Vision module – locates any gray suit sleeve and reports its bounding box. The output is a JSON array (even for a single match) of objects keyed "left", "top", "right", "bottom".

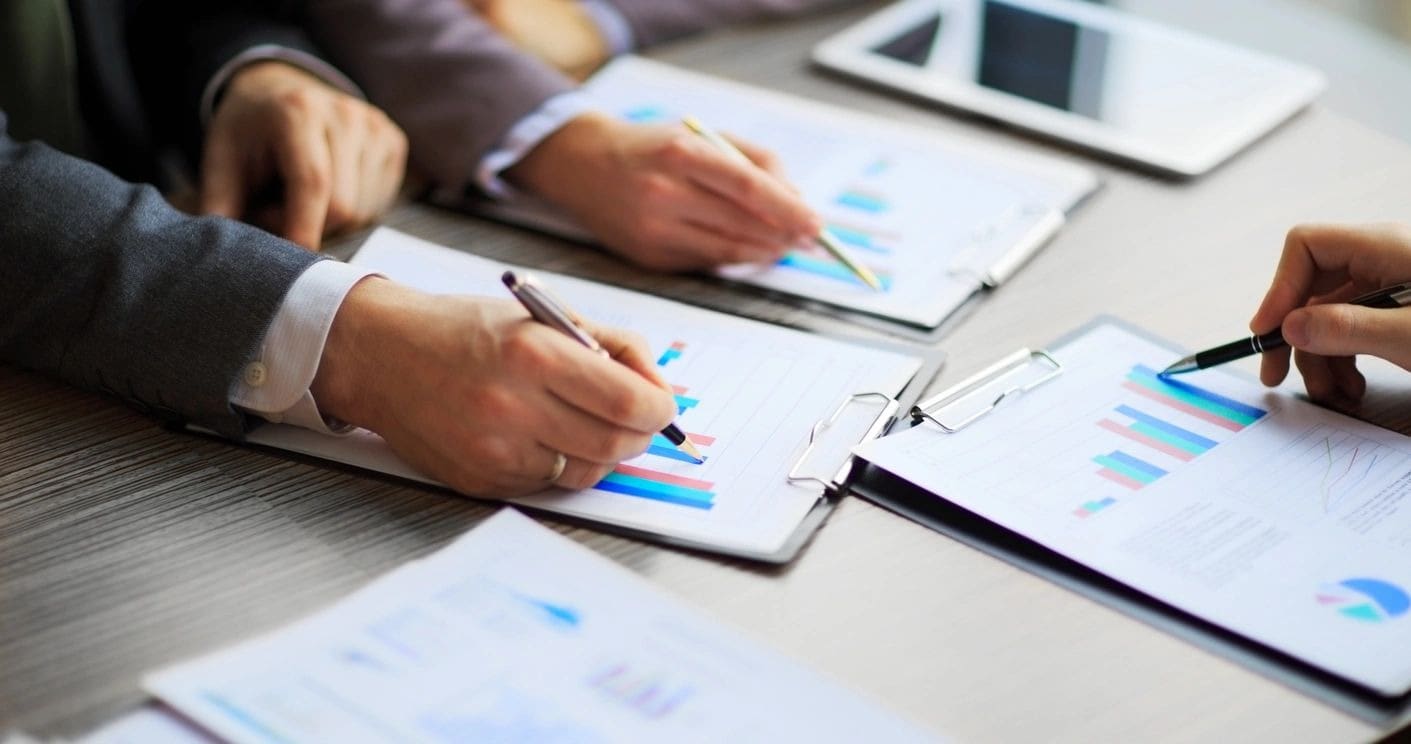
[
  {"left": 604, "top": 0, "right": 857, "bottom": 48},
  {"left": 302, "top": 0, "right": 576, "bottom": 193},
  {"left": 0, "top": 113, "right": 322, "bottom": 438}
]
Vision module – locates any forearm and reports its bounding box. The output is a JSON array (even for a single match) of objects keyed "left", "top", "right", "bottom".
[
  {"left": 302, "top": 0, "right": 575, "bottom": 192},
  {"left": 0, "top": 124, "right": 319, "bottom": 437},
  {"left": 602, "top": 0, "right": 855, "bottom": 48}
]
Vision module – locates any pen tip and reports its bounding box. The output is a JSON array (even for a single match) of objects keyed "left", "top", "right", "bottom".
[
  {"left": 1159, "top": 357, "right": 1199, "bottom": 377},
  {"left": 679, "top": 438, "right": 706, "bottom": 464}
]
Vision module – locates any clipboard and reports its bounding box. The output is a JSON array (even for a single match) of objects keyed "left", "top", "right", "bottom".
[
  {"left": 848, "top": 317, "right": 1411, "bottom": 726},
  {"left": 219, "top": 340, "right": 943, "bottom": 566},
  {"left": 202, "top": 227, "right": 948, "bottom": 566},
  {"left": 440, "top": 55, "right": 1100, "bottom": 341}
]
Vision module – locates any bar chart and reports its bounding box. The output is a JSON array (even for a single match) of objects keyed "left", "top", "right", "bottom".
[
  {"left": 589, "top": 342, "right": 718, "bottom": 510},
  {"left": 1079, "top": 364, "right": 1268, "bottom": 517},
  {"left": 586, "top": 662, "right": 695, "bottom": 721}
]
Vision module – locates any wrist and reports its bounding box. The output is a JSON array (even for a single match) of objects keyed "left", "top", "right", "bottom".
[
  {"left": 505, "top": 111, "right": 618, "bottom": 201},
  {"left": 226, "top": 60, "right": 324, "bottom": 100},
  {"left": 310, "top": 276, "right": 421, "bottom": 431}
]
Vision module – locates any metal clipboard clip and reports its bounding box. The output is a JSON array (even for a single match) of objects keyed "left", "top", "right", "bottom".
[
  {"left": 787, "top": 392, "right": 899, "bottom": 495},
  {"left": 911, "top": 349, "right": 1063, "bottom": 433},
  {"left": 948, "top": 205, "right": 1065, "bottom": 287}
]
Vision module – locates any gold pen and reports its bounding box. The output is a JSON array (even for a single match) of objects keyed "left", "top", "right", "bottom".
[{"left": 680, "top": 115, "right": 885, "bottom": 292}]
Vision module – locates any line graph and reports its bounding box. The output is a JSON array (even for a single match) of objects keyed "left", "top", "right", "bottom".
[{"left": 1230, "top": 424, "right": 1411, "bottom": 517}]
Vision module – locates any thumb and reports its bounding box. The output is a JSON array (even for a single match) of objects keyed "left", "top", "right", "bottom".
[{"left": 1283, "top": 304, "right": 1411, "bottom": 368}]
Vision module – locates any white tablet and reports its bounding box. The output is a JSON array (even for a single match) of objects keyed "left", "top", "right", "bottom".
[{"left": 813, "top": 0, "right": 1326, "bottom": 177}]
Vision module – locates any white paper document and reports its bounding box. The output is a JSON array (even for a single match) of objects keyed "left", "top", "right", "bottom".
[
  {"left": 145, "top": 509, "right": 939, "bottom": 743},
  {"left": 249, "top": 228, "right": 922, "bottom": 558},
  {"left": 481, "top": 56, "right": 1098, "bottom": 328},
  {"left": 855, "top": 321, "right": 1411, "bottom": 695}
]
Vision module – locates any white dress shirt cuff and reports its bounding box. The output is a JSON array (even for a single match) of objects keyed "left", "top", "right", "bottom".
[
  {"left": 580, "top": 0, "right": 637, "bottom": 54},
  {"left": 199, "top": 44, "right": 365, "bottom": 127},
  {"left": 231, "top": 260, "right": 380, "bottom": 434},
  {"left": 476, "top": 91, "right": 601, "bottom": 198}
]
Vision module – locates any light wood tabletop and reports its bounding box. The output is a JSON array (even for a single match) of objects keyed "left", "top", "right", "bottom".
[{"left": 6, "top": 4, "right": 1411, "bottom": 742}]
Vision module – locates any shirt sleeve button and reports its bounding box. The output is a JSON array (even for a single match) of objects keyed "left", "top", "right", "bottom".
[{"left": 244, "top": 361, "right": 269, "bottom": 387}]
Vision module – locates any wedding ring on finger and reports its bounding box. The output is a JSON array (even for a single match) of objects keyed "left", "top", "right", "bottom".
[{"left": 545, "top": 452, "right": 568, "bottom": 482}]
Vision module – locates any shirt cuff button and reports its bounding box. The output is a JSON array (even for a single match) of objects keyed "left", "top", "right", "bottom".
[{"left": 244, "top": 361, "right": 269, "bottom": 387}]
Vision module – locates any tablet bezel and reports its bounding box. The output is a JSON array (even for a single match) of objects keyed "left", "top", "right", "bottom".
[{"left": 812, "top": 0, "right": 1327, "bottom": 177}]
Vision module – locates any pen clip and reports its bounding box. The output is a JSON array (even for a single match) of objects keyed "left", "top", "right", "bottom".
[{"left": 502, "top": 271, "right": 604, "bottom": 354}]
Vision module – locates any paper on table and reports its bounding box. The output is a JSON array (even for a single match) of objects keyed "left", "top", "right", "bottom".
[
  {"left": 145, "top": 509, "right": 941, "bottom": 743},
  {"left": 855, "top": 321, "right": 1411, "bottom": 695},
  {"left": 477, "top": 56, "right": 1097, "bottom": 328},
  {"left": 250, "top": 228, "right": 921, "bottom": 557}
]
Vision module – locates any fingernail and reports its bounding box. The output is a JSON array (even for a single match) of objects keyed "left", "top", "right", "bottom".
[{"left": 1283, "top": 312, "right": 1310, "bottom": 347}]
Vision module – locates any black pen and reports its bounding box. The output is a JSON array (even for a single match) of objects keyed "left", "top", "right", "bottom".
[
  {"left": 501, "top": 271, "right": 706, "bottom": 464},
  {"left": 1160, "top": 282, "right": 1411, "bottom": 376}
]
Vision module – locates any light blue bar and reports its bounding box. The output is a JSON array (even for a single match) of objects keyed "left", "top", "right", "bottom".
[
  {"left": 1131, "top": 365, "right": 1268, "bottom": 421},
  {"left": 826, "top": 224, "right": 890, "bottom": 254},
  {"left": 647, "top": 444, "right": 701, "bottom": 463},
  {"left": 1093, "top": 453, "right": 1161, "bottom": 484},
  {"left": 1116, "top": 404, "right": 1217, "bottom": 450},
  {"left": 836, "top": 191, "right": 887, "bottom": 213},
  {"left": 598, "top": 471, "right": 714, "bottom": 507},
  {"left": 595, "top": 479, "right": 714, "bottom": 510},
  {"left": 777, "top": 252, "right": 893, "bottom": 290}
]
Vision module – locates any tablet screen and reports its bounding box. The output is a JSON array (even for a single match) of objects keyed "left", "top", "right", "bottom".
[{"left": 870, "top": 1, "right": 1283, "bottom": 136}]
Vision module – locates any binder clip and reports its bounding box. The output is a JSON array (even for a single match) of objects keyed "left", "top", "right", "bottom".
[
  {"left": 788, "top": 392, "right": 900, "bottom": 494},
  {"left": 911, "top": 348, "right": 1062, "bottom": 433},
  {"left": 949, "top": 204, "right": 1065, "bottom": 287}
]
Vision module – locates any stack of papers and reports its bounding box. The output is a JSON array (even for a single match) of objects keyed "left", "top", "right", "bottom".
[{"left": 138, "top": 510, "right": 938, "bottom": 743}]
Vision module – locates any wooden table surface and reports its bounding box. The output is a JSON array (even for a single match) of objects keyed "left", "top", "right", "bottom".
[{"left": 7, "top": 4, "right": 1411, "bottom": 742}]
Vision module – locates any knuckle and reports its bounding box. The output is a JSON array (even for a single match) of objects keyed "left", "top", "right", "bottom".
[
  {"left": 473, "top": 385, "right": 520, "bottom": 421},
  {"left": 276, "top": 88, "right": 317, "bottom": 115},
  {"left": 598, "top": 430, "right": 643, "bottom": 462},
  {"left": 657, "top": 135, "right": 696, "bottom": 167},
  {"left": 571, "top": 464, "right": 612, "bottom": 490},
  {"left": 502, "top": 328, "right": 551, "bottom": 369},
  {"left": 292, "top": 162, "right": 330, "bottom": 193},
  {"left": 476, "top": 438, "right": 518, "bottom": 474},
  {"left": 1316, "top": 305, "right": 1358, "bottom": 342},
  {"left": 639, "top": 174, "right": 675, "bottom": 205},
  {"left": 604, "top": 391, "right": 644, "bottom": 424}
]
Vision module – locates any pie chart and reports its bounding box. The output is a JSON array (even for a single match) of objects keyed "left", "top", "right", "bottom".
[{"left": 1316, "top": 578, "right": 1411, "bottom": 623}]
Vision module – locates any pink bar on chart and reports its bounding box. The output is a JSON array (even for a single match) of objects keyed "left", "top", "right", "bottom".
[
  {"left": 1096, "top": 419, "right": 1195, "bottom": 462},
  {"left": 1097, "top": 468, "right": 1145, "bottom": 490},
  {"left": 1121, "top": 381, "right": 1244, "bottom": 432},
  {"left": 613, "top": 464, "right": 715, "bottom": 491}
]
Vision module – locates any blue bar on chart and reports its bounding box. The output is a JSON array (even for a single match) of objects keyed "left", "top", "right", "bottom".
[
  {"left": 777, "top": 251, "right": 893, "bottom": 290},
  {"left": 623, "top": 105, "right": 670, "bottom": 123},
  {"left": 594, "top": 464, "right": 715, "bottom": 510},
  {"left": 1124, "top": 365, "right": 1267, "bottom": 432},
  {"left": 656, "top": 341, "right": 685, "bottom": 367},
  {"left": 1073, "top": 497, "right": 1117, "bottom": 518},
  {"left": 835, "top": 188, "right": 888, "bottom": 214},
  {"left": 1093, "top": 450, "right": 1168, "bottom": 490},
  {"left": 672, "top": 385, "right": 700, "bottom": 416},
  {"left": 825, "top": 223, "right": 894, "bottom": 254},
  {"left": 648, "top": 432, "right": 714, "bottom": 463}
]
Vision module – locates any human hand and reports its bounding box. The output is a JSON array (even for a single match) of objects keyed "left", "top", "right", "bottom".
[
  {"left": 507, "top": 113, "right": 819, "bottom": 272},
  {"left": 310, "top": 279, "right": 678, "bottom": 496},
  {"left": 466, "top": 0, "right": 610, "bottom": 80},
  {"left": 201, "top": 61, "right": 408, "bottom": 250},
  {"left": 1249, "top": 223, "right": 1411, "bottom": 407}
]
